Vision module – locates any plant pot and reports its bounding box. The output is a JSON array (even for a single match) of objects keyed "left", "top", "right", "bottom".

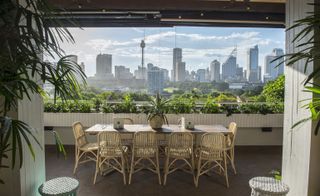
[{"left": 149, "top": 115, "right": 164, "bottom": 129}]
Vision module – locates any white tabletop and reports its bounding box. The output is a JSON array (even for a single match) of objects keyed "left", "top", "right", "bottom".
[{"left": 85, "top": 124, "right": 229, "bottom": 134}]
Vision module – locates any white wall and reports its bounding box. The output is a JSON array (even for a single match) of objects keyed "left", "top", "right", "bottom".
[
  {"left": 0, "top": 95, "right": 45, "bottom": 196},
  {"left": 44, "top": 113, "right": 284, "bottom": 146},
  {"left": 282, "top": 1, "right": 320, "bottom": 196}
]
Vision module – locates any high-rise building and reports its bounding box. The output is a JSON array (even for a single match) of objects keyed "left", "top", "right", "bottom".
[
  {"left": 258, "top": 66, "right": 262, "bottom": 82},
  {"left": 172, "top": 48, "right": 182, "bottom": 81},
  {"left": 222, "top": 51, "right": 237, "bottom": 81},
  {"left": 196, "top": 69, "right": 206, "bottom": 82},
  {"left": 264, "top": 48, "right": 284, "bottom": 82},
  {"left": 115, "top": 65, "right": 133, "bottom": 80},
  {"left": 96, "top": 54, "right": 112, "bottom": 77},
  {"left": 236, "top": 66, "right": 243, "bottom": 81},
  {"left": 210, "top": 60, "right": 220, "bottom": 82},
  {"left": 266, "top": 49, "right": 284, "bottom": 80},
  {"left": 247, "top": 45, "right": 259, "bottom": 82},
  {"left": 147, "top": 66, "right": 164, "bottom": 94},
  {"left": 161, "top": 68, "right": 170, "bottom": 81},
  {"left": 176, "top": 61, "right": 186, "bottom": 82},
  {"left": 134, "top": 66, "right": 147, "bottom": 80}
]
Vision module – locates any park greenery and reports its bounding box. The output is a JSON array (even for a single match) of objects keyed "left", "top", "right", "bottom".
[{"left": 44, "top": 75, "right": 285, "bottom": 115}]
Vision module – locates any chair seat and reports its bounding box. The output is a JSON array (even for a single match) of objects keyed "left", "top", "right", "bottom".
[
  {"left": 166, "top": 147, "right": 192, "bottom": 158},
  {"left": 80, "top": 142, "right": 98, "bottom": 151},
  {"left": 197, "top": 149, "right": 223, "bottom": 161},
  {"left": 100, "top": 146, "right": 127, "bottom": 157},
  {"left": 135, "top": 147, "right": 157, "bottom": 157}
]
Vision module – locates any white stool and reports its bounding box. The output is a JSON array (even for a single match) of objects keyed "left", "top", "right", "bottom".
[{"left": 249, "top": 177, "right": 289, "bottom": 196}]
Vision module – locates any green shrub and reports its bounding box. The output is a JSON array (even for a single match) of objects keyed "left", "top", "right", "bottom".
[
  {"left": 112, "top": 95, "right": 138, "bottom": 113},
  {"left": 214, "top": 93, "right": 237, "bottom": 103},
  {"left": 44, "top": 101, "right": 92, "bottom": 113},
  {"left": 168, "top": 97, "right": 196, "bottom": 114},
  {"left": 220, "top": 104, "right": 241, "bottom": 116},
  {"left": 201, "top": 98, "right": 220, "bottom": 113},
  {"left": 102, "top": 103, "right": 113, "bottom": 113}
]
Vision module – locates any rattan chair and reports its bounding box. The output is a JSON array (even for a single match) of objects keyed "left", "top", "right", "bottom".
[
  {"left": 128, "top": 131, "right": 161, "bottom": 185},
  {"left": 93, "top": 131, "right": 128, "bottom": 184},
  {"left": 195, "top": 132, "right": 229, "bottom": 188},
  {"left": 163, "top": 132, "right": 195, "bottom": 186},
  {"left": 72, "top": 121, "right": 98, "bottom": 174},
  {"left": 226, "top": 122, "right": 237, "bottom": 174}
]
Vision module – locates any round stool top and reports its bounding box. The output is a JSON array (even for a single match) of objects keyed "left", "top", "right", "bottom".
[
  {"left": 39, "top": 177, "right": 79, "bottom": 195},
  {"left": 249, "top": 177, "right": 289, "bottom": 195}
]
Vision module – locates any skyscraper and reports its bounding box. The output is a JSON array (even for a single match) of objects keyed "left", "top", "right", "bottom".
[
  {"left": 196, "top": 69, "right": 206, "bottom": 82},
  {"left": 222, "top": 49, "right": 237, "bottom": 81},
  {"left": 210, "top": 60, "right": 220, "bottom": 82},
  {"left": 147, "top": 66, "right": 164, "bottom": 94},
  {"left": 115, "top": 65, "right": 133, "bottom": 80},
  {"left": 172, "top": 48, "right": 182, "bottom": 81},
  {"left": 176, "top": 61, "right": 186, "bottom": 82},
  {"left": 247, "top": 45, "right": 259, "bottom": 82},
  {"left": 264, "top": 48, "right": 284, "bottom": 82},
  {"left": 96, "top": 54, "right": 112, "bottom": 77}
]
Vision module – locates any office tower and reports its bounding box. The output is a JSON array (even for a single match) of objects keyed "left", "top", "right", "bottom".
[
  {"left": 264, "top": 48, "right": 284, "bottom": 82},
  {"left": 273, "top": 48, "right": 284, "bottom": 75},
  {"left": 247, "top": 45, "right": 259, "bottom": 82},
  {"left": 147, "top": 66, "right": 164, "bottom": 94},
  {"left": 222, "top": 48, "right": 237, "bottom": 81},
  {"left": 96, "top": 53, "right": 112, "bottom": 77},
  {"left": 258, "top": 66, "right": 262, "bottom": 82},
  {"left": 115, "top": 65, "right": 133, "bottom": 80},
  {"left": 210, "top": 60, "right": 220, "bottom": 82},
  {"left": 205, "top": 68, "right": 210, "bottom": 82},
  {"left": 161, "top": 68, "right": 170, "bottom": 81},
  {"left": 172, "top": 48, "right": 182, "bottom": 82},
  {"left": 196, "top": 69, "right": 206, "bottom": 82},
  {"left": 176, "top": 61, "right": 186, "bottom": 82},
  {"left": 134, "top": 66, "right": 147, "bottom": 80},
  {"left": 80, "top": 62, "right": 85, "bottom": 73},
  {"left": 147, "top": 63, "right": 154, "bottom": 70},
  {"left": 236, "top": 66, "right": 243, "bottom": 81}
]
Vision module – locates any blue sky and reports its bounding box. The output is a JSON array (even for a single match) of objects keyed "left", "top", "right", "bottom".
[{"left": 54, "top": 27, "right": 285, "bottom": 77}]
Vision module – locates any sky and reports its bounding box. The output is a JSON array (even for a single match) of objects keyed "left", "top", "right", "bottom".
[{"left": 51, "top": 27, "right": 285, "bottom": 77}]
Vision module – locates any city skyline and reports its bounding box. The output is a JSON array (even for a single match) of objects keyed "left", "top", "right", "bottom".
[{"left": 51, "top": 27, "right": 285, "bottom": 77}]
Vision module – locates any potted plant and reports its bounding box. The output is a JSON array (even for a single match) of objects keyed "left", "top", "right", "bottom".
[{"left": 146, "top": 93, "right": 170, "bottom": 129}]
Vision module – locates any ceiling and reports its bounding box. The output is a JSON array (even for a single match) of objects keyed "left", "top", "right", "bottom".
[{"left": 47, "top": 0, "right": 286, "bottom": 28}]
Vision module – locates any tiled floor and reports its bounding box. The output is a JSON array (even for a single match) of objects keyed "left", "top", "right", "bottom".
[{"left": 45, "top": 146, "right": 282, "bottom": 196}]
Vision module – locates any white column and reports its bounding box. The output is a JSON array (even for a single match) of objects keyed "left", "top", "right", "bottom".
[{"left": 282, "top": 1, "right": 320, "bottom": 196}]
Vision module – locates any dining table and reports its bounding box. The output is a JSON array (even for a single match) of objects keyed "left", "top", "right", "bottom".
[{"left": 85, "top": 124, "right": 231, "bottom": 146}]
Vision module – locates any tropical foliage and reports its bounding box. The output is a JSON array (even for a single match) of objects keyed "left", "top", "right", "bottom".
[
  {"left": 0, "top": 0, "right": 85, "bottom": 183},
  {"left": 145, "top": 94, "right": 170, "bottom": 125},
  {"left": 260, "top": 75, "right": 285, "bottom": 103}
]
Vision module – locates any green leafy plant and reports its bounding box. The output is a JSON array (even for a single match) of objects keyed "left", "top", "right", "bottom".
[
  {"left": 201, "top": 97, "right": 221, "bottom": 114},
  {"left": 168, "top": 97, "right": 196, "bottom": 114},
  {"left": 146, "top": 93, "right": 170, "bottom": 125},
  {"left": 0, "top": 0, "right": 84, "bottom": 183},
  {"left": 112, "top": 95, "right": 138, "bottom": 113},
  {"left": 261, "top": 75, "right": 285, "bottom": 103},
  {"left": 102, "top": 103, "right": 114, "bottom": 113}
]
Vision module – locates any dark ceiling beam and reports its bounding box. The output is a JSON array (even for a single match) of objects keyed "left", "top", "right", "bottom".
[
  {"left": 47, "top": 0, "right": 285, "bottom": 14},
  {"left": 46, "top": 0, "right": 285, "bottom": 28}
]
